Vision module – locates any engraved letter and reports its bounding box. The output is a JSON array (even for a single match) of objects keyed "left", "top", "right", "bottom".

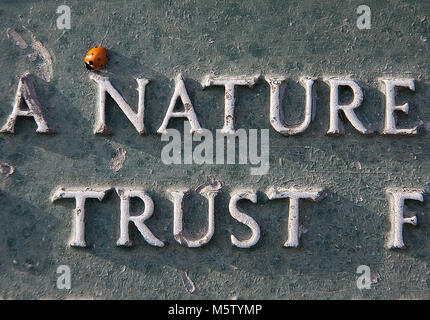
[
  {"left": 267, "top": 187, "right": 325, "bottom": 247},
  {"left": 386, "top": 189, "right": 423, "bottom": 249},
  {"left": 115, "top": 188, "right": 164, "bottom": 247},
  {"left": 157, "top": 74, "right": 203, "bottom": 135},
  {"left": 169, "top": 182, "right": 222, "bottom": 247},
  {"left": 203, "top": 76, "right": 259, "bottom": 134},
  {"left": 52, "top": 187, "right": 109, "bottom": 247},
  {"left": 382, "top": 79, "right": 418, "bottom": 135},
  {"left": 1, "top": 73, "right": 52, "bottom": 134},
  {"left": 91, "top": 74, "right": 149, "bottom": 135},
  {"left": 229, "top": 191, "right": 260, "bottom": 248},
  {"left": 266, "top": 77, "right": 315, "bottom": 135},
  {"left": 326, "top": 79, "right": 369, "bottom": 134}
]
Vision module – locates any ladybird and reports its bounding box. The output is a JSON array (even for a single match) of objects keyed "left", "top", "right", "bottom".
[{"left": 84, "top": 46, "right": 109, "bottom": 71}]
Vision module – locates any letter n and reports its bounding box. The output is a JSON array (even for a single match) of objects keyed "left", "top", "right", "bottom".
[{"left": 91, "top": 75, "right": 149, "bottom": 135}]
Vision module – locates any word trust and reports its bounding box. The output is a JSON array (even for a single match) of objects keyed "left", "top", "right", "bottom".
[
  {"left": 52, "top": 186, "right": 423, "bottom": 250},
  {"left": 0, "top": 73, "right": 423, "bottom": 137}
]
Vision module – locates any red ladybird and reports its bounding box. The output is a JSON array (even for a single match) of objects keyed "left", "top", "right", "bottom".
[{"left": 84, "top": 46, "right": 109, "bottom": 71}]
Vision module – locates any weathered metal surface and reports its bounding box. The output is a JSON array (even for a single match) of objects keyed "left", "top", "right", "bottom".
[{"left": 0, "top": 0, "right": 429, "bottom": 299}]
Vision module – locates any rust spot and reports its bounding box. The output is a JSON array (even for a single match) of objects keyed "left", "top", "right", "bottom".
[
  {"left": 0, "top": 163, "right": 14, "bottom": 176},
  {"left": 109, "top": 147, "right": 127, "bottom": 172},
  {"left": 370, "top": 271, "right": 380, "bottom": 285}
]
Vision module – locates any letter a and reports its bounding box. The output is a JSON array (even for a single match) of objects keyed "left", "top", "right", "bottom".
[{"left": 1, "top": 73, "right": 52, "bottom": 134}]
